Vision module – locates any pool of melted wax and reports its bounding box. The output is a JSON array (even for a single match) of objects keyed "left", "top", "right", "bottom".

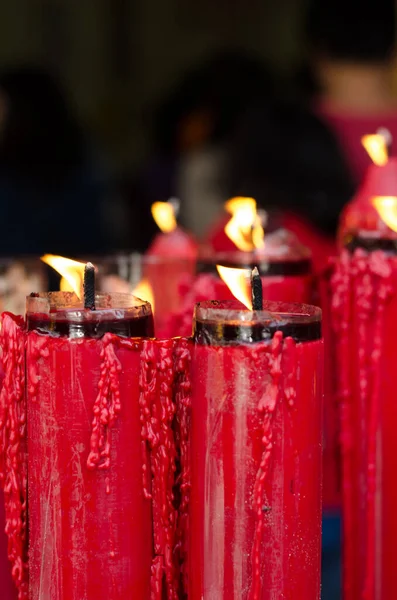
[
  {"left": 26, "top": 327, "right": 192, "bottom": 600},
  {"left": 189, "top": 332, "right": 323, "bottom": 599},
  {"left": 0, "top": 313, "right": 28, "bottom": 600},
  {"left": 331, "top": 248, "right": 397, "bottom": 600},
  {"left": 159, "top": 271, "right": 313, "bottom": 339}
]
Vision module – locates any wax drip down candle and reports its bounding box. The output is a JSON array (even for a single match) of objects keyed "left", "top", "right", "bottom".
[
  {"left": 188, "top": 269, "right": 323, "bottom": 599},
  {"left": 0, "top": 313, "right": 27, "bottom": 599},
  {"left": 332, "top": 131, "right": 397, "bottom": 600}
]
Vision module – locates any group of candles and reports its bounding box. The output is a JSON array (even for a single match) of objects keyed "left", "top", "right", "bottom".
[{"left": 0, "top": 130, "right": 395, "bottom": 599}]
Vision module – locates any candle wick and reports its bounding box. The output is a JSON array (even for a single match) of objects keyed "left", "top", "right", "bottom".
[
  {"left": 84, "top": 262, "right": 96, "bottom": 310},
  {"left": 251, "top": 266, "right": 263, "bottom": 311}
]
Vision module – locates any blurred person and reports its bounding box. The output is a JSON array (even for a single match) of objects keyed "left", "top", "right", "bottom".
[
  {"left": 225, "top": 99, "right": 354, "bottom": 271},
  {"left": 0, "top": 65, "right": 114, "bottom": 256},
  {"left": 129, "top": 50, "right": 276, "bottom": 244},
  {"left": 305, "top": 0, "right": 397, "bottom": 184}
]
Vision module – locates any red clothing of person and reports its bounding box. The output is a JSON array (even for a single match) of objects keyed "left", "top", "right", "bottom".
[{"left": 317, "top": 104, "right": 397, "bottom": 185}]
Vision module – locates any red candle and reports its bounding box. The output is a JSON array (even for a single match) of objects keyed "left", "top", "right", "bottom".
[
  {"left": 332, "top": 134, "right": 397, "bottom": 599},
  {"left": 188, "top": 299, "right": 323, "bottom": 599},
  {"left": 147, "top": 199, "right": 198, "bottom": 259},
  {"left": 26, "top": 292, "right": 155, "bottom": 600},
  {"left": 144, "top": 201, "right": 198, "bottom": 335}
]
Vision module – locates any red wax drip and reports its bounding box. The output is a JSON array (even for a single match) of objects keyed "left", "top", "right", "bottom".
[
  {"left": 173, "top": 338, "right": 192, "bottom": 596},
  {"left": 0, "top": 314, "right": 28, "bottom": 599},
  {"left": 250, "top": 331, "right": 285, "bottom": 600},
  {"left": 87, "top": 334, "right": 122, "bottom": 470},
  {"left": 139, "top": 340, "right": 180, "bottom": 599}
]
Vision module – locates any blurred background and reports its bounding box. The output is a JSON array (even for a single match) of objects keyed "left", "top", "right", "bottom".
[
  {"left": 0, "top": 0, "right": 394, "bottom": 260},
  {"left": 0, "top": 2, "right": 396, "bottom": 599}
]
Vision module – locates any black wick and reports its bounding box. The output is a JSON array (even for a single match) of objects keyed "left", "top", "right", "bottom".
[
  {"left": 251, "top": 266, "right": 263, "bottom": 311},
  {"left": 84, "top": 262, "right": 96, "bottom": 310}
]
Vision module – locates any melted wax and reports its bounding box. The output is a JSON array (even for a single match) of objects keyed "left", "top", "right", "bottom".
[
  {"left": 139, "top": 338, "right": 193, "bottom": 599},
  {"left": 160, "top": 271, "right": 312, "bottom": 339}
]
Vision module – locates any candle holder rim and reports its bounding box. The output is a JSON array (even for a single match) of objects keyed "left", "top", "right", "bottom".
[
  {"left": 26, "top": 291, "right": 153, "bottom": 318},
  {"left": 194, "top": 299, "right": 321, "bottom": 326}
]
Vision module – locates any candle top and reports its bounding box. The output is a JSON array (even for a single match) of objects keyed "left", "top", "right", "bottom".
[
  {"left": 193, "top": 299, "right": 321, "bottom": 345},
  {"left": 199, "top": 229, "right": 311, "bottom": 275},
  {"left": 339, "top": 157, "right": 397, "bottom": 243},
  {"left": 26, "top": 292, "right": 154, "bottom": 338}
]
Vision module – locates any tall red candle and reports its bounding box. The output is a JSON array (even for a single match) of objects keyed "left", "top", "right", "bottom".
[
  {"left": 25, "top": 292, "right": 155, "bottom": 599},
  {"left": 188, "top": 300, "right": 323, "bottom": 599},
  {"left": 332, "top": 136, "right": 397, "bottom": 600}
]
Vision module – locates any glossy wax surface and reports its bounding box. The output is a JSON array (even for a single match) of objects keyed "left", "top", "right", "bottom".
[
  {"left": 332, "top": 247, "right": 397, "bottom": 600},
  {"left": 27, "top": 334, "right": 152, "bottom": 599},
  {"left": 189, "top": 302, "right": 323, "bottom": 599}
]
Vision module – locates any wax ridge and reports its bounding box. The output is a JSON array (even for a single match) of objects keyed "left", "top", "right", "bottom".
[
  {"left": 87, "top": 334, "right": 123, "bottom": 470},
  {"left": 139, "top": 338, "right": 192, "bottom": 599},
  {"left": 173, "top": 338, "right": 192, "bottom": 596},
  {"left": 249, "top": 332, "right": 297, "bottom": 599}
]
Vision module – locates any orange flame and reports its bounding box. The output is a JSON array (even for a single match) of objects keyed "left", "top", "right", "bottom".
[
  {"left": 132, "top": 278, "right": 155, "bottom": 312},
  {"left": 41, "top": 254, "right": 85, "bottom": 297},
  {"left": 224, "top": 197, "right": 265, "bottom": 252},
  {"left": 151, "top": 200, "right": 178, "bottom": 233},
  {"left": 372, "top": 196, "right": 397, "bottom": 232},
  {"left": 216, "top": 265, "right": 252, "bottom": 309},
  {"left": 362, "top": 134, "right": 389, "bottom": 166}
]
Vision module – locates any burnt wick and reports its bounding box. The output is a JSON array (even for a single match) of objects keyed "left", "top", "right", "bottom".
[
  {"left": 84, "top": 262, "right": 96, "bottom": 310},
  {"left": 251, "top": 267, "right": 263, "bottom": 311}
]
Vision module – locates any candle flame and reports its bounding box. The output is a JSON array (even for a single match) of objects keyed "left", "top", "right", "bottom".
[
  {"left": 362, "top": 134, "right": 389, "bottom": 166},
  {"left": 41, "top": 254, "right": 85, "bottom": 297},
  {"left": 151, "top": 200, "right": 178, "bottom": 233},
  {"left": 372, "top": 196, "right": 397, "bottom": 232},
  {"left": 216, "top": 265, "right": 252, "bottom": 309},
  {"left": 132, "top": 278, "right": 155, "bottom": 312},
  {"left": 224, "top": 197, "right": 265, "bottom": 252}
]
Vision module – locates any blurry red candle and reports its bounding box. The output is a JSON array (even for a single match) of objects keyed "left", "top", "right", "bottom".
[
  {"left": 144, "top": 200, "right": 197, "bottom": 335},
  {"left": 200, "top": 228, "right": 313, "bottom": 304},
  {"left": 189, "top": 299, "right": 323, "bottom": 599},
  {"left": 147, "top": 199, "right": 198, "bottom": 259},
  {"left": 332, "top": 132, "right": 397, "bottom": 600}
]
